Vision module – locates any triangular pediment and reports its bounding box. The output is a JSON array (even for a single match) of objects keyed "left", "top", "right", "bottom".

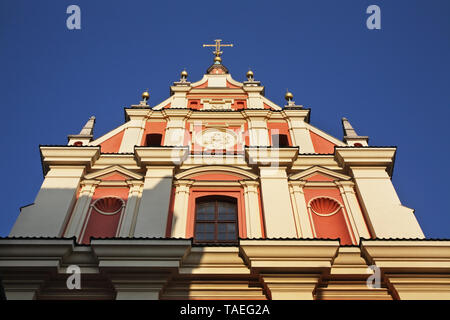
[
  {"left": 289, "top": 166, "right": 351, "bottom": 181},
  {"left": 84, "top": 165, "right": 143, "bottom": 181}
]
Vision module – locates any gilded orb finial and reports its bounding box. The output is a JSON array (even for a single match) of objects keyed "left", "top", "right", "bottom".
[
  {"left": 214, "top": 56, "right": 222, "bottom": 64},
  {"left": 246, "top": 69, "right": 254, "bottom": 80},
  {"left": 142, "top": 90, "right": 150, "bottom": 101},
  {"left": 285, "top": 90, "right": 294, "bottom": 102},
  {"left": 181, "top": 69, "right": 188, "bottom": 79}
]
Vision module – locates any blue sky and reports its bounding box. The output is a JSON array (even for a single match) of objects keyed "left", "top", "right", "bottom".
[{"left": 0, "top": 0, "right": 449, "bottom": 238}]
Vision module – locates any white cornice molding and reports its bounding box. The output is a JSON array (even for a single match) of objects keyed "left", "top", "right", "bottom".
[
  {"left": 134, "top": 147, "right": 189, "bottom": 166},
  {"left": 335, "top": 147, "right": 397, "bottom": 170},
  {"left": 40, "top": 146, "right": 101, "bottom": 168},
  {"left": 179, "top": 247, "right": 250, "bottom": 275},
  {"left": 361, "top": 240, "right": 450, "bottom": 271},
  {"left": 90, "top": 239, "right": 191, "bottom": 269},
  {"left": 0, "top": 239, "right": 74, "bottom": 269},
  {"left": 239, "top": 240, "right": 340, "bottom": 271},
  {"left": 245, "top": 147, "right": 299, "bottom": 167}
]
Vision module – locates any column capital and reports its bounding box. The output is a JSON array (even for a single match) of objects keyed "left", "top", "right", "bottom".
[{"left": 239, "top": 180, "right": 259, "bottom": 189}]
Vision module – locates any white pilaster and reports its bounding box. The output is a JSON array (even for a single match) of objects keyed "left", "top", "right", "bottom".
[
  {"left": 118, "top": 181, "right": 144, "bottom": 237},
  {"left": 259, "top": 167, "right": 297, "bottom": 238},
  {"left": 242, "top": 110, "right": 271, "bottom": 146},
  {"left": 118, "top": 109, "right": 149, "bottom": 153},
  {"left": 282, "top": 110, "right": 315, "bottom": 153},
  {"left": 162, "top": 109, "right": 191, "bottom": 146},
  {"left": 240, "top": 180, "right": 263, "bottom": 238},
  {"left": 170, "top": 180, "right": 194, "bottom": 238},
  {"left": 133, "top": 166, "right": 175, "bottom": 237},
  {"left": 336, "top": 181, "right": 371, "bottom": 241},
  {"left": 288, "top": 181, "right": 314, "bottom": 238},
  {"left": 64, "top": 179, "right": 99, "bottom": 239}
]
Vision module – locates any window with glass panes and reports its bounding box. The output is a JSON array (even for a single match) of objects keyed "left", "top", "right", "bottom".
[{"left": 194, "top": 196, "right": 238, "bottom": 244}]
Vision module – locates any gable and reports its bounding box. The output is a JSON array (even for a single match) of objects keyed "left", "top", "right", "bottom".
[
  {"left": 290, "top": 166, "right": 351, "bottom": 181},
  {"left": 84, "top": 165, "right": 143, "bottom": 181}
]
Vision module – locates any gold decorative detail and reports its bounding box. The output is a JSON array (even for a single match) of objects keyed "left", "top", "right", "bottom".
[
  {"left": 285, "top": 90, "right": 294, "bottom": 102},
  {"left": 203, "top": 39, "right": 234, "bottom": 59}
]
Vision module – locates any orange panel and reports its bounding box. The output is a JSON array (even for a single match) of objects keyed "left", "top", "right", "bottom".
[
  {"left": 267, "top": 122, "right": 292, "bottom": 146},
  {"left": 303, "top": 188, "right": 355, "bottom": 245},
  {"left": 80, "top": 187, "right": 129, "bottom": 244},
  {"left": 309, "top": 131, "right": 335, "bottom": 154},
  {"left": 100, "top": 130, "right": 124, "bottom": 153},
  {"left": 141, "top": 121, "right": 167, "bottom": 146},
  {"left": 306, "top": 173, "right": 335, "bottom": 182}
]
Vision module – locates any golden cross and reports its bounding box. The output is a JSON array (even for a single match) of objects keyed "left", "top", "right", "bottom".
[{"left": 203, "top": 39, "right": 233, "bottom": 57}]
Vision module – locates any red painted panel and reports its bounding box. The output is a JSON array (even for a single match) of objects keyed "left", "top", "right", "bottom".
[
  {"left": 81, "top": 187, "right": 129, "bottom": 244},
  {"left": 303, "top": 188, "right": 355, "bottom": 245},
  {"left": 309, "top": 131, "right": 336, "bottom": 154},
  {"left": 268, "top": 122, "right": 292, "bottom": 146},
  {"left": 306, "top": 173, "right": 335, "bottom": 182},
  {"left": 101, "top": 173, "right": 128, "bottom": 181},
  {"left": 141, "top": 121, "right": 167, "bottom": 146},
  {"left": 100, "top": 130, "right": 124, "bottom": 153}
]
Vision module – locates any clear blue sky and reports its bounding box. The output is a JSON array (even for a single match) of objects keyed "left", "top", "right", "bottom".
[{"left": 0, "top": 0, "right": 449, "bottom": 238}]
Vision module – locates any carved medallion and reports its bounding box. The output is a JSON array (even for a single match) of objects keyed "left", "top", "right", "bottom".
[{"left": 195, "top": 129, "right": 238, "bottom": 150}]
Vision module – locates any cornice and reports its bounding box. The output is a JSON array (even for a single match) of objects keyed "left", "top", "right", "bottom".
[
  {"left": 90, "top": 239, "right": 191, "bottom": 269},
  {"left": 40, "top": 146, "right": 101, "bottom": 174},
  {"left": 361, "top": 240, "right": 450, "bottom": 272},
  {"left": 335, "top": 147, "right": 397, "bottom": 171},
  {"left": 134, "top": 146, "right": 189, "bottom": 166},
  {"left": 239, "top": 239, "right": 340, "bottom": 271},
  {"left": 245, "top": 147, "right": 299, "bottom": 167}
]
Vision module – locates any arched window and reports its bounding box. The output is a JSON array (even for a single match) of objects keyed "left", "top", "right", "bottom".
[{"left": 194, "top": 196, "right": 238, "bottom": 244}]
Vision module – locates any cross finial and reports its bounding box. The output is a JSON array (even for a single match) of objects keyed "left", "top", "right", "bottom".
[{"left": 203, "top": 39, "right": 234, "bottom": 57}]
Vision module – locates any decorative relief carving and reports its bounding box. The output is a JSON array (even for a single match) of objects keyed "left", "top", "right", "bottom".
[
  {"left": 308, "top": 197, "right": 342, "bottom": 217},
  {"left": 195, "top": 128, "right": 238, "bottom": 150},
  {"left": 92, "top": 197, "right": 125, "bottom": 215},
  {"left": 201, "top": 98, "right": 233, "bottom": 110}
]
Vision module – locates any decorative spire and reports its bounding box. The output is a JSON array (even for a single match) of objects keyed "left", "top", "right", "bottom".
[
  {"left": 78, "top": 116, "right": 96, "bottom": 136},
  {"left": 342, "top": 117, "right": 357, "bottom": 137},
  {"left": 67, "top": 116, "right": 96, "bottom": 146},
  {"left": 341, "top": 117, "right": 369, "bottom": 146}
]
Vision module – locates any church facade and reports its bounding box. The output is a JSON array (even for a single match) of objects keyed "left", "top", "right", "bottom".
[{"left": 1, "top": 41, "right": 449, "bottom": 300}]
